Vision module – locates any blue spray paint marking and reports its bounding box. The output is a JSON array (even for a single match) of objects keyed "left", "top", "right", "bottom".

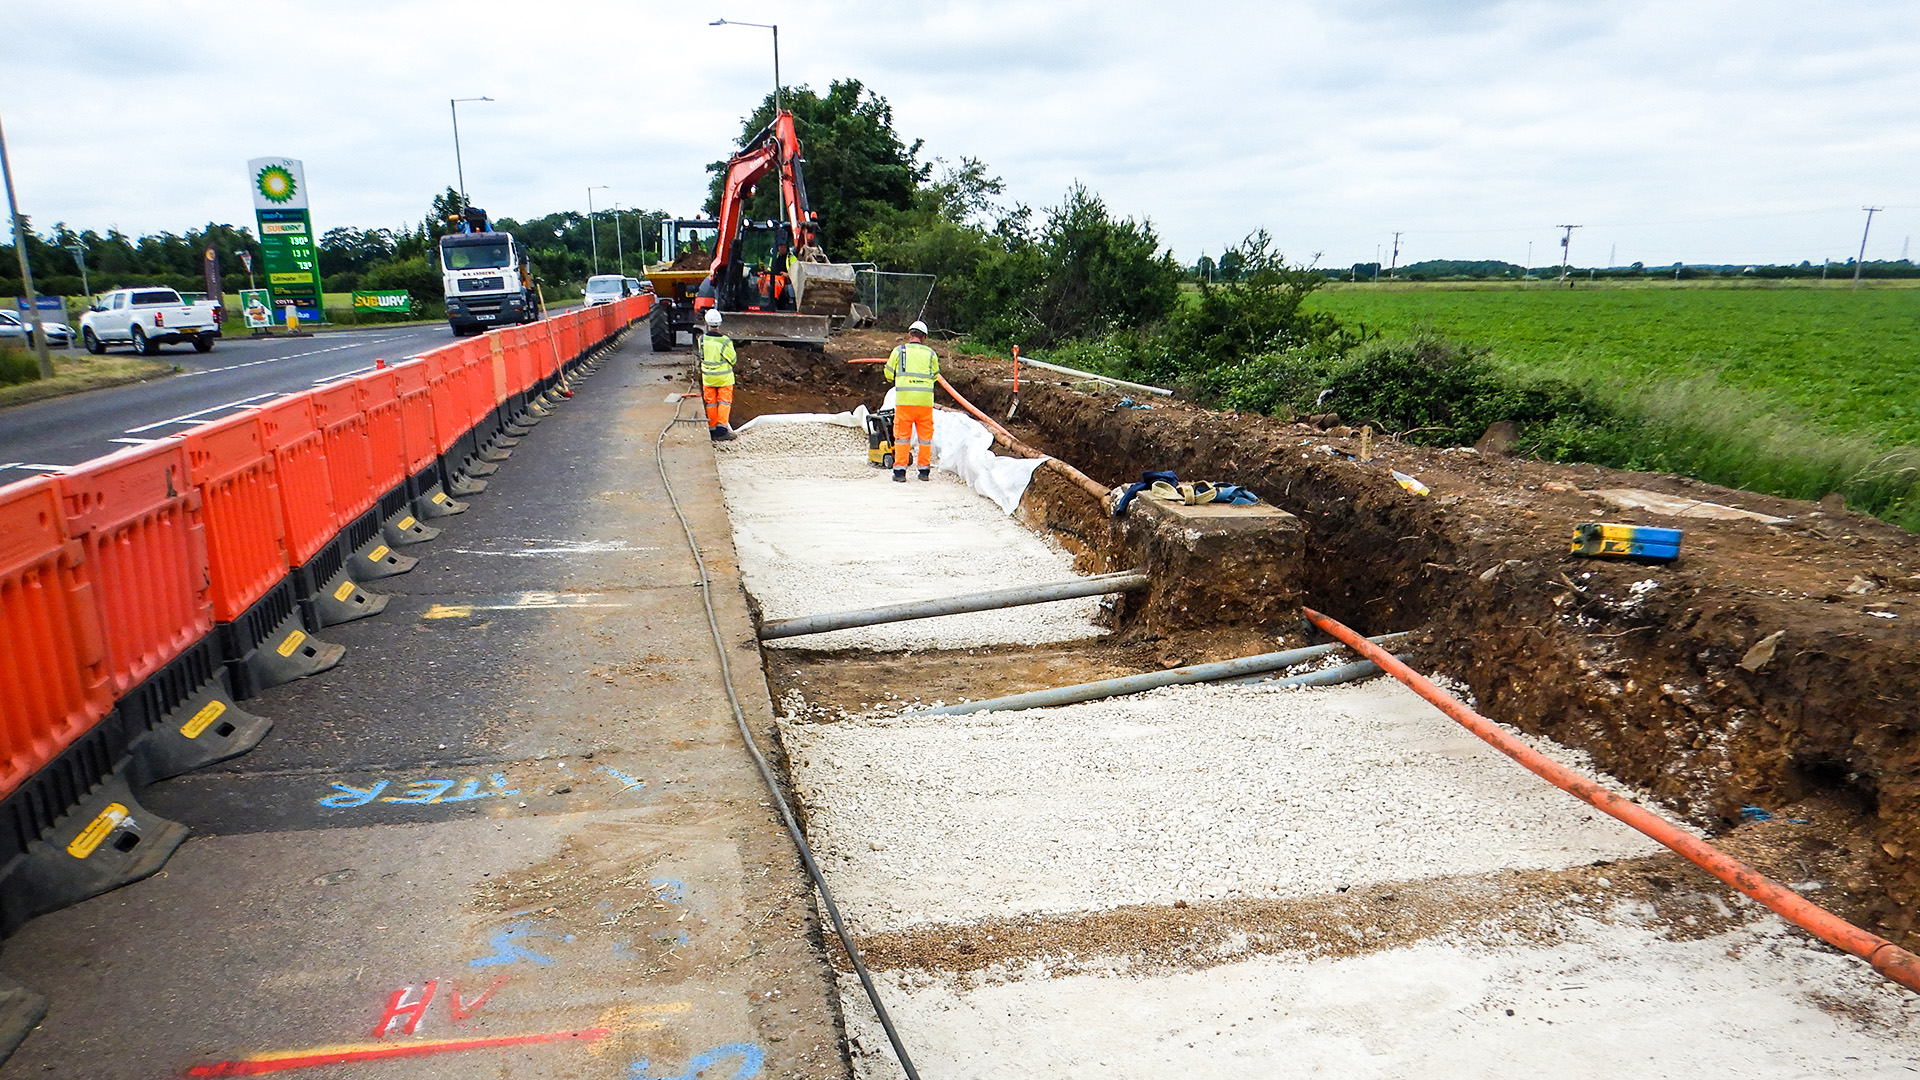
[
  {"left": 649, "top": 878, "right": 687, "bottom": 905},
  {"left": 318, "top": 773, "right": 519, "bottom": 809},
  {"left": 595, "top": 764, "right": 646, "bottom": 792},
  {"left": 611, "top": 940, "right": 640, "bottom": 962},
  {"left": 655, "top": 930, "right": 691, "bottom": 948},
  {"left": 628, "top": 1043, "right": 764, "bottom": 1080},
  {"left": 469, "top": 921, "right": 574, "bottom": 968}
]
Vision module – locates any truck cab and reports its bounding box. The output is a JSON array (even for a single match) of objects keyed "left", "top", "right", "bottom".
[{"left": 440, "top": 230, "right": 541, "bottom": 336}]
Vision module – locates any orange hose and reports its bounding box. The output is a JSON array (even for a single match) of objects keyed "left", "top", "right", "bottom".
[{"left": 1302, "top": 606, "right": 1920, "bottom": 994}]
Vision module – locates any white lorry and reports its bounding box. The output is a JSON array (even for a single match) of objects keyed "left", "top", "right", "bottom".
[{"left": 80, "top": 288, "right": 221, "bottom": 355}]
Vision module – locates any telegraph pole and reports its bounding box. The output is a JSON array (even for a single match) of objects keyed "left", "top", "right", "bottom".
[
  {"left": 1853, "top": 207, "right": 1882, "bottom": 289},
  {"left": 0, "top": 107, "right": 52, "bottom": 377},
  {"left": 1388, "top": 232, "right": 1402, "bottom": 279},
  {"left": 1556, "top": 225, "right": 1581, "bottom": 285}
]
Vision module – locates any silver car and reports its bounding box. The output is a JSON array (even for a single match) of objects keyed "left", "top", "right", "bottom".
[{"left": 0, "top": 309, "right": 74, "bottom": 348}]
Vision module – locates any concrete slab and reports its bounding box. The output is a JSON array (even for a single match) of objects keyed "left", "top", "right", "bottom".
[{"left": 0, "top": 336, "right": 848, "bottom": 1079}]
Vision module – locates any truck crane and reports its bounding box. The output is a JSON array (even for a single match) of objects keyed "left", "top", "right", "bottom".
[{"left": 646, "top": 111, "right": 857, "bottom": 348}]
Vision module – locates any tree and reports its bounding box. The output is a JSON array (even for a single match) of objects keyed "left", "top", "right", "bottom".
[{"left": 704, "top": 79, "right": 928, "bottom": 255}]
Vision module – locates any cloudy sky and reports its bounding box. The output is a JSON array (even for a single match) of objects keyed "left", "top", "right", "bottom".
[{"left": 5, "top": 0, "right": 1917, "bottom": 268}]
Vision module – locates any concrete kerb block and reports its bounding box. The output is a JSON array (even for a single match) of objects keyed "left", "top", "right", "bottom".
[{"left": 0, "top": 767, "right": 188, "bottom": 937}]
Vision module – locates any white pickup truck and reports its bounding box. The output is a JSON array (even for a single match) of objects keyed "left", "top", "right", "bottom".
[{"left": 79, "top": 287, "right": 221, "bottom": 355}]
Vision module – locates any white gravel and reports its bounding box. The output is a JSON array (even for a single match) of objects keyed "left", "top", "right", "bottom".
[
  {"left": 715, "top": 420, "right": 1105, "bottom": 650},
  {"left": 784, "top": 679, "right": 1667, "bottom": 932},
  {"left": 840, "top": 917, "right": 1920, "bottom": 1080}
]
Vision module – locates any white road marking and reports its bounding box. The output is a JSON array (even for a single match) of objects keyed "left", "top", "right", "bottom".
[
  {"left": 109, "top": 437, "right": 157, "bottom": 445},
  {"left": 447, "top": 539, "right": 658, "bottom": 557},
  {"left": 173, "top": 331, "right": 441, "bottom": 379},
  {"left": 124, "top": 391, "right": 281, "bottom": 433},
  {"left": 0, "top": 462, "right": 70, "bottom": 472}
]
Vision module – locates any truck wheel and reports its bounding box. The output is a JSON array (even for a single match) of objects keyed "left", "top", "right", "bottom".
[
  {"left": 130, "top": 326, "right": 156, "bottom": 355},
  {"left": 83, "top": 327, "right": 106, "bottom": 355},
  {"left": 194, "top": 335, "right": 214, "bottom": 353},
  {"left": 649, "top": 311, "right": 671, "bottom": 351}
]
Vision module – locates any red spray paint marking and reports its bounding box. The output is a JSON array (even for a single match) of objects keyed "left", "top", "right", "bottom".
[
  {"left": 183, "top": 1027, "right": 611, "bottom": 1077},
  {"left": 371, "top": 980, "right": 437, "bottom": 1037},
  {"left": 448, "top": 975, "right": 510, "bottom": 1023}
]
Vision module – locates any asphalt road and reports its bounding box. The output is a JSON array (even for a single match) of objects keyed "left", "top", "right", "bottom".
[{"left": 0, "top": 324, "right": 459, "bottom": 473}]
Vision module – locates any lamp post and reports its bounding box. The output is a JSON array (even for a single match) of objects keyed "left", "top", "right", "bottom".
[
  {"left": 0, "top": 109, "right": 51, "bottom": 376},
  {"left": 612, "top": 204, "right": 626, "bottom": 277},
  {"left": 449, "top": 96, "right": 493, "bottom": 212},
  {"left": 586, "top": 185, "right": 608, "bottom": 275},
  {"left": 711, "top": 19, "right": 782, "bottom": 113},
  {"left": 65, "top": 242, "right": 89, "bottom": 298}
]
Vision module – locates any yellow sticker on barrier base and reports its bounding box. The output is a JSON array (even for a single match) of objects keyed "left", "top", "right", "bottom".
[
  {"left": 67, "top": 803, "right": 128, "bottom": 859},
  {"left": 432, "top": 492, "right": 449, "bottom": 504},
  {"left": 181, "top": 700, "right": 226, "bottom": 739},
  {"left": 368, "top": 545, "right": 391, "bottom": 562},
  {"left": 399, "top": 516, "right": 417, "bottom": 530},
  {"left": 276, "top": 630, "right": 307, "bottom": 657},
  {"left": 333, "top": 579, "right": 357, "bottom": 601}
]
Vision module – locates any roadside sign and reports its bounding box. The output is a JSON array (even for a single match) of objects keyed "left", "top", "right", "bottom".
[
  {"left": 247, "top": 157, "right": 323, "bottom": 323},
  {"left": 241, "top": 289, "right": 272, "bottom": 329},
  {"left": 203, "top": 247, "right": 225, "bottom": 318},
  {"left": 351, "top": 290, "right": 412, "bottom": 314},
  {"left": 14, "top": 296, "right": 63, "bottom": 313}
]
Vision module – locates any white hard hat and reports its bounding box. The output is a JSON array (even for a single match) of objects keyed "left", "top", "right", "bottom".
[
  {"left": 704, "top": 309, "right": 723, "bottom": 327},
  {"left": 908, "top": 320, "right": 929, "bottom": 336}
]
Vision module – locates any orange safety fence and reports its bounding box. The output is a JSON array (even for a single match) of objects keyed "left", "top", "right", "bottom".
[
  {"left": 55, "top": 441, "right": 212, "bottom": 696},
  {"left": 311, "top": 379, "right": 375, "bottom": 522},
  {"left": 253, "top": 394, "right": 338, "bottom": 568},
  {"left": 0, "top": 477, "right": 111, "bottom": 800},
  {"left": 392, "top": 361, "right": 439, "bottom": 477},
  {"left": 354, "top": 367, "right": 408, "bottom": 498},
  {"left": 175, "top": 412, "right": 289, "bottom": 624}
]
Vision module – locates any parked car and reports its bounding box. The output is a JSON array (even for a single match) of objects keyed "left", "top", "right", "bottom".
[
  {"left": 582, "top": 274, "right": 630, "bottom": 307},
  {"left": 79, "top": 287, "right": 221, "bottom": 354},
  {"left": 0, "top": 308, "right": 74, "bottom": 349}
]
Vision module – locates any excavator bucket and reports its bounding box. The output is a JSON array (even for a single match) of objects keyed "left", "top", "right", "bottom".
[
  {"left": 791, "top": 261, "right": 858, "bottom": 317},
  {"left": 717, "top": 312, "right": 831, "bottom": 347}
]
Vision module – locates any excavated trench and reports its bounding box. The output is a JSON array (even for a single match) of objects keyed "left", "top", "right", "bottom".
[
  {"left": 730, "top": 335, "right": 1920, "bottom": 951},
  {"left": 710, "top": 333, "right": 1920, "bottom": 1075}
]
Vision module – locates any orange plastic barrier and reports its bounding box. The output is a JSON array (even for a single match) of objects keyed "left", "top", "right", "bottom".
[
  {"left": 392, "top": 361, "right": 438, "bottom": 476},
  {"left": 355, "top": 368, "right": 407, "bottom": 497},
  {"left": 1302, "top": 606, "right": 1920, "bottom": 995},
  {"left": 56, "top": 441, "right": 212, "bottom": 696},
  {"left": 175, "top": 413, "right": 289, "bottom": 623},
  {"left": 0, "top": 477, "right": 112, "bottom": 799},
  {"left": 310, "top": 379, "right": 375, "bottom": 521},
  {"left": 253, "top": 394, "right": 337, "bottom": 568}
]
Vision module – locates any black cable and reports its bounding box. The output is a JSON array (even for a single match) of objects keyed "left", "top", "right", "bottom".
[{"left": 655, "top": 381, "right": 923, "bottom": 1080}]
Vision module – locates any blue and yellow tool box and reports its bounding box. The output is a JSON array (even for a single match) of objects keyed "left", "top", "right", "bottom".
[{"left": 1571, "top": 522, "right": 1682, "bottom": 560}]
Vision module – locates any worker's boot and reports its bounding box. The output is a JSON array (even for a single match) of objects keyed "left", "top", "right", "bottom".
[
  {"left": 918, "top": 468, "right": 931, "bottom": 482},
  {"left": 716, "top": 424, "right": 737, "bottom": 441},
  {"left": 892, "top": 468, "right": 907, "bottom": 483}
]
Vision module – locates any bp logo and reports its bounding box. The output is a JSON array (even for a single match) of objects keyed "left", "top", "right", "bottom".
[{"left": 255, "top": 164, "right": 297, "bottom": 204}]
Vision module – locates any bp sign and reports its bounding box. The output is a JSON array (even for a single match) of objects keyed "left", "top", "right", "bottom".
[{"left": 247, "top": 157, "right": 323, "bottom": 323}]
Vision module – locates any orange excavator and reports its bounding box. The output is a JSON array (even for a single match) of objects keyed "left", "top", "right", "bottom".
[{"left": 702, "top": 110, "right": 858, "bottom": 346}]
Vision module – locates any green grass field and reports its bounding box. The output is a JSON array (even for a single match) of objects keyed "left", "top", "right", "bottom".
[{"left": 1304, "top": 281, "right": 1920, "bottom": 448}]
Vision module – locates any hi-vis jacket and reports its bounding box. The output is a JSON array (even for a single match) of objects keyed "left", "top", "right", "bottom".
[
  {"left": 884, "top": 342, "right": 939, "bottom": 407},
  {"left": 699, "top": 331, "right": 737, "bottom": 387}
]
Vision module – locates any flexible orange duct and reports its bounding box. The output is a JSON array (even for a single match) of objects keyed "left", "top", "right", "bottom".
[{"left": 1302, "top": 605, "right": 1920, "bottom": 994}]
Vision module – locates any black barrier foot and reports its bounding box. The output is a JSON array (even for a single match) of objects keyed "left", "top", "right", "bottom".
[
  {"left": 128, "top": 674, "right": 271, "bottom": 784},
  {"left": 464, "top": 459, "right": 502, "bottom": 478},
  {"left": 0, "top": 976, "right": 48, "bottom": 1067},
  {"left": 477, "top": 444, "right": 513, "bottom": 464},
  {"left": 0, "top": 769, "right": 188, "bottom": 937},
  {"left": 445, "top": 473, "right": 489, "bottom": 497},
  {"left": 312, "top": 566, "right": 390, "bottom": 626},
  {"left": 413, "top": 484, "right": 467, "bottom": 519},
  {"left": 230, "top": 611, "right": 345, "bottom": 698},
  {"left": 487, "top": 433, "right": 523, "bottom": 449},
  {"left": 381, "top": 508, "right": 441, "bottom": 547},
  {"left": 347, "top": 536, "right": 418, "bottom": 582}
]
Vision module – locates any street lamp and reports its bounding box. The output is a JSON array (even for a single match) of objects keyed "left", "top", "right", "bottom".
[
  {"left": 586, "top": 185, "right": 608, "bottom": 275},
  {"left": 449, "top": 96, "right": 493, "bottom": 212},
  {"left": 0, "top": 107, "right": 50, "bottom": 377},
  {"left": 612, "top": 204, "right": 626, "bottom": 277},
  {"left": 711, "top": 19, "right": 782, "bottom": 113},
  {"left": 65, "top": 242, "right": 89, "bottom": 298}
]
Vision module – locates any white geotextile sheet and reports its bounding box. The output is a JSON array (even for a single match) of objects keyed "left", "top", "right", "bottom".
[{"left": 733, "top": 402, "right": 1047, "bottom": 515}]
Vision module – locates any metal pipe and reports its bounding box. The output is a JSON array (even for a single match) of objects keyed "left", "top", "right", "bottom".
[
  {"left": 1303, "top": 605, "right": 1920, "bottom": 996},
  {"left": 1013, "top": 355, "right": 1173, "bottom": 396},
  {"left": 1217, "top": 636, "right": 1413, "bottom": 685},
  {"left": 904, "top": 632, "right": 1412, "bottom": 717},
  {"left": 1231, "top": 655, "right": 1407, "bottom": 690},
  {"left": 759, "top": 571, "right": 1149, "bottom": 640}
]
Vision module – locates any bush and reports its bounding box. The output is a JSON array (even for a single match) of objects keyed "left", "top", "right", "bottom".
[
  {"left": 0, "top": 343, "right": 40, "bottom": 386},
  {"left": 362, "top": 256, "right": 442, "bottom": 301}
]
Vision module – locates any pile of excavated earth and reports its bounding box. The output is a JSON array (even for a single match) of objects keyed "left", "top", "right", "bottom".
[{"left": 708, "top": 334, "right": 1920, "bottom": 1077}]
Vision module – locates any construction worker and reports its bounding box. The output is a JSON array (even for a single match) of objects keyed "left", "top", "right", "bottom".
[
  {"left": 699, "top": 309, "right": 738, "bottom": 441},
  {"left": 883, "top": 320, "right": 939, "bottom": 481}
]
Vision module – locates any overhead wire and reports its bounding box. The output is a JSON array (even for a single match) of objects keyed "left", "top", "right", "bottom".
[{"left": 654, "top": 374, "right": 923, "bottom": 1080}]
